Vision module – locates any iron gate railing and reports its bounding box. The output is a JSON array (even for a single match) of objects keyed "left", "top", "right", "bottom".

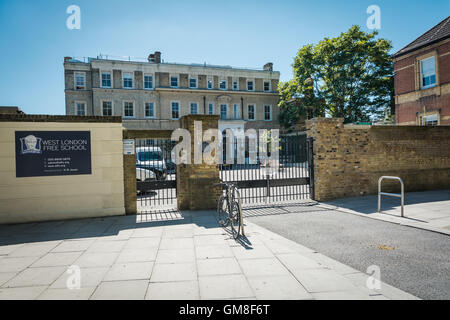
[
  {"left": 220, "top": 134, "right": 313, "bottom": 205},
  {"left": 136, "top": 138, "right": 177, "bottom": 212}
]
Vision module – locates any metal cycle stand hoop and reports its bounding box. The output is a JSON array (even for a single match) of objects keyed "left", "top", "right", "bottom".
[{"left": 378, "top": 176, "right": 405, "bottom": 218}]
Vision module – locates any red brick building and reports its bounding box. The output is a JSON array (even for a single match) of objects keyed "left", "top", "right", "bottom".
[{"left": 394, "top": 16, "right": 450, "bottom": 125}]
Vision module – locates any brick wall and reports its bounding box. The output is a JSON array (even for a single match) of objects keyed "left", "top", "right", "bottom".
[
  {"left": 177, "top": 115, "right": 222, "bottom": 210},
  {"left": 306, "top": 118, "right": 450, "bottom": 201},
  {"left": 394, "top": 39, "right": 450, "bottom": 125}
]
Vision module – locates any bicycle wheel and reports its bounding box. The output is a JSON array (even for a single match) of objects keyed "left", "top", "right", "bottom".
[
  {"left": 230, "top": 201, "right": 241, "bottom": 239},
  {"left": 217, "top": 195, "right": 229, "bottom": 226}
]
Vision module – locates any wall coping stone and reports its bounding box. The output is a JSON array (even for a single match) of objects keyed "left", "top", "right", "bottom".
[{"left": 0, "top": 114, "right": 122, "bottom": 123}]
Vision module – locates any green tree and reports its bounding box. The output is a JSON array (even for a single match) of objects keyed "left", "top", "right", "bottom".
[{"left": 279, "top": 26, "right": 394, "bottom": 127}]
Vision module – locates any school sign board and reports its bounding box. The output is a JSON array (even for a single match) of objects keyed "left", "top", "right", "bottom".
[{"left": 15, "top": 131, "right": 92, "bottom": 178}]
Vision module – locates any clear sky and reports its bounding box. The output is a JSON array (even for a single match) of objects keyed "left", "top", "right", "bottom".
[{"left": 0, "top": 0, "right": 448, "bottom": 115}]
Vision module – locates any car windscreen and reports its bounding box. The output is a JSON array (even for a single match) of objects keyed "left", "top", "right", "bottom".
[{"left": 137, "top": 151, "right": 163, "bottom": 161}]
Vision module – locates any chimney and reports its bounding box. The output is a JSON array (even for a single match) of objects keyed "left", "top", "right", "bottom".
[
  {"left": 148, "top": 51, "right": 162, "bottom": 64},
  {"left": 64, "top": 56, "right": 72, "bottom": 62},
  {"left": 263, "top": 62, "right": 273, "bottom": 71},
  {"left": 154, "top": 51, "right": 161, "bottom": 64}
]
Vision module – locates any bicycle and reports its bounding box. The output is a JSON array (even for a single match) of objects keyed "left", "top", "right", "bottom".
[{"left": 216, "top": 182, "right": 243, "bottom": 240}]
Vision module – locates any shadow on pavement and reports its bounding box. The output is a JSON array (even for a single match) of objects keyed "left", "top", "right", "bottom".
[
  {"left": 0, "top": 209, "right": 220, "bottom": 246},
  {"left": 324, "top": 190, "right": 450, "bottom": 215}
]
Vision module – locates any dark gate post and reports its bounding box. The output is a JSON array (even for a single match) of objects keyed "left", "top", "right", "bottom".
[
  {"left": 123, "top": 130, "right": 137, "bottom": 215},
  {"left": 307, "top": 137, "right": 315, "bottom": 200}
]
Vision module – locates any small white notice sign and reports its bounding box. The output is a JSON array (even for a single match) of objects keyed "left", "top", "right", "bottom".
[{"left": 123, "top": 139, "right": 135, "bottom": 155}]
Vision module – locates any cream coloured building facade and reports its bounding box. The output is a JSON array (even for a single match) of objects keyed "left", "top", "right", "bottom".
[{"left": 64, "top": 51, "right": 281, "bottom": 133}]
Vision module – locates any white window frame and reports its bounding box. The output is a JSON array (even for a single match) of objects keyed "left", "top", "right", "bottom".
[
  {"left": 219, "top": 78, "right": 227, "bottom": 91},
  {"left": 189, "top": 76, "right": 198, "bottom": 89},
  {"left": 143, "top": 73, "right": 154, "bottom": 90},
  {"left": 74, "top": 72, "right": 86, "bottom": 90},
  {"left": 123, "top": 101, "right": 135, "bottom": 118},
  {"left": 75, "top": 101, "right": 87, "bottom": 116},
  {"left": 123, "top": 72, "right": 134, "bottom": 89},
  {"left": 101, "top": 71, "right": 112, "bottom": 88},
  {"left": 247, "top": 79, "right": 255, "bottom": 92},
  {"left": 101, "top": 100, "right": 114, "bottom": 116},
  {"left": 207, "top": 76, "right": 214, "bottom": 89},
  {"left": 233, "top": 78, "right": 239, "bottom": 91},
  {"left": 171, "top": 101, "right": 180, "bottom": 120},
  {"left": 145, "top": 102, "right": 155, "bottom": 119},
  {"left": 234, "top": 104, "right": 240, "bottom": 120},
  {"left": 247, "top": 104, "right": 256, "bottom": 121},
  {"left": 264, "top": 105, "right": 272, "bottom": 121},
  {"left": 220, "top": 104, "right": 228, "bottom": 120},
  {"left": 422, "top": 114, "right": 438, "bottom": 126},
  {"left": 263, "top": 80, "right": 271, "bottom": 92},
  {"left": 190, "top": 102, "right": 198, "bottom": 115},
  {"left": 208, "top": 102, "right": 214, "bottom": 115},
  {"left": 170, "top": 75, "right": 179, "bottom": 88},
  {"left": 420, "top": 57, "right": 437, "bottom": 90}
]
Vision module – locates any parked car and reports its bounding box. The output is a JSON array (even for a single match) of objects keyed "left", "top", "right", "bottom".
[
  {"left": 136, "top": 147, "right": 167, "bottom": 180},
  {"left": 136, "top": 167, "right": 157, "bottom": 195},
  {"left": 136, "top": 167, "right": 156, "bottom": 182}
]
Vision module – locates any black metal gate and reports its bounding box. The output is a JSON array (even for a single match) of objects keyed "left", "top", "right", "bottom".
[
  {"left": 136, "top": 138, "right": 177, "bottom": 212},
  {"left": 220, "top": 134, "right": 314, "bottom": 205}
]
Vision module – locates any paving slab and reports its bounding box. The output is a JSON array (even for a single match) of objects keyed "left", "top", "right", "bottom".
[
  {"left": 103, "top": 262, "right": 154, "bottom": 281},
  {"left": 195, "top": 244, "right": 234, "bottom": 260},
  {"left": 0, "top": 286, "right": 47, "bottom": 300},
  {"left": 247, "top": 275, "right": 313, "bottom": 300},
  {"left": 91, "top": 280, "right": 149, "bottom": 300},
  {"left": 194, "top": 234, "right": 228, "bottom": 247},
  {"left": 197, "top": 258, "right": 241, "bottom": 276},
  {"left": 5, "top": 266, "right": 66, "bottom": 288},
  {"left": 150, "top": 263, "right": 197, "bottom": 282},
  {"left": 86, "top": 240, "right": 127, "bottom": 253},
  {"left": 199, "top": 274, "right": 254, "bottom": 300},
  {"left": 73, "top": 252, "right": 119, "bottom": 268},
  {"left": 50, "top": 267, "right": 109, "bottom": 289},
  {"left": 31, "top": 252, "right": 83, "bottom": 268},
  {"left": 125, "top": 237, "right": 160, "bottom": 249},
  {"left": 146, "top": 281, "right": 199, "bottom": 300},
  {"left": 160, "top": 238, "right": 194, "bottom": 250},
  {"left": 8, "top": 242, "right": 61, "bottom": 258},
  {"left": 239, "top": 258, "right": 290, "bottom": 278},
  {"left": 231, "top": 244, "right": 275, "bottom": 260},
  {"left": 38, "top": 287, "right": 96, "bottom": 300},
  {"left": 51, "top": 239, "right": 95, "bottom": 253},
  {"left": 0, "top": 256, "right": 38, "bottom": 273},
  {"left": 156, "top": 248, "right": 196, "bottom": 264},
  {"left": 116, "top": 248, "right": 158, "bottom": 263},
  {"left": 0, "top": 272, "right": 17, "bottom": 286}
]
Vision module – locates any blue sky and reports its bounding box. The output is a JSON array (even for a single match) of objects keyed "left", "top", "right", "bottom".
[{"left": 0, "top": 0, "right": 448, "bottom": 115}]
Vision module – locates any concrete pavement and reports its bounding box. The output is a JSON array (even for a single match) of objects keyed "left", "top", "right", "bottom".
[
  {"left": 321, "top": 190, "right": 450, "bottom": 235},
  {"left": 0, "top": 210, "right": 418, "bottom": 300}
]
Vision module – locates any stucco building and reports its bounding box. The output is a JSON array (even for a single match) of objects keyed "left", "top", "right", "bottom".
[
  {"left": 64, "top": 51, "right": 280, "bottom": 133},
  {"left": 394, "top": 16, "right": 450, "bottom": 125}
]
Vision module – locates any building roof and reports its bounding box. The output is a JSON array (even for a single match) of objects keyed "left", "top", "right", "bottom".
[
  {"left": 65, "top": 56, "right": 279, "bottom": 74},
  {"left": 394, "top": 16, "right": 450, "bottom": 58},
  {"left": 0, "top": 106, "right": 25, "bottom": 114}
]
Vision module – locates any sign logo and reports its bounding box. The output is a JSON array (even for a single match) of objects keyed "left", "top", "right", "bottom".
[{"left": 20, "top": 135, "right": 42, "bottom": 154}]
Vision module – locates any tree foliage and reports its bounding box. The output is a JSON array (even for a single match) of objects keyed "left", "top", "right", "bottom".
[{"left": 278, "top": 26, "right": 394, "bottom": 128}]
